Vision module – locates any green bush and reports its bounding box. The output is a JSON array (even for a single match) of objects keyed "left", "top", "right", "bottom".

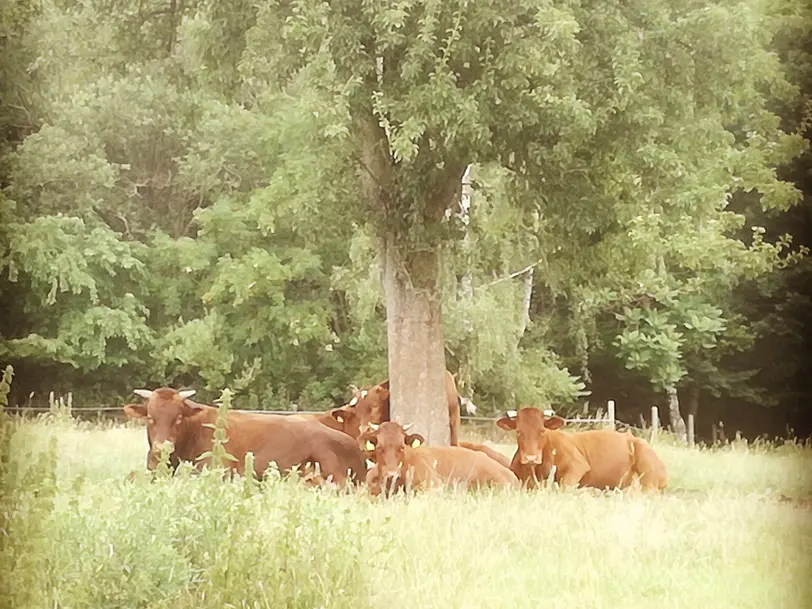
[{"left": 4, "top": 465, "right": 369, "bottom": 609}]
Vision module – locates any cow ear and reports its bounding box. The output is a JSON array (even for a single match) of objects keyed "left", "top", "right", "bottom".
[
  {"left": 123, "top": 404, "right": 148, "bottom": 419},
  {"left": 358, "top": 430, "right": 377, "bottom": 452},
  {"left": 544, "top": 415, "right": 566, "bottom": 430},
  {"left": 379, "top": 380, "right": 390, "bottom": 391},
  {"left": 405, "top": 433, "right": 425, "bottom": 448},
  {"left": 330, "top": 408, "right": 349, "bottom": 424},
  {"left": 496, "top": 416, "right": 517, "bottom": 431},
  {"left": 181, "top": 400, "right": 204, "bottom": 416}
]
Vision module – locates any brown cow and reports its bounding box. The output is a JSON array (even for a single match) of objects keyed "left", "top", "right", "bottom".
[
  {"left": 496, "top": 407, "right": 667, "bottom": 491},
  {"left": 359, "top": 421, "right": 518, "bottom": 496},
  {"left": 629, "top": 435, "right": 668, "bottom": 490},
  {"left": 123, "top": 388, "right": 365, "bottom": 486},
  {"left": 458, "top": 441, "right": 512, "bottom": 469},
  {"left": 348, "top": 369, "right": 462, "bottom": 445},
  {"left": 290, "top": 406, "right": 363, "bottom": 439}
]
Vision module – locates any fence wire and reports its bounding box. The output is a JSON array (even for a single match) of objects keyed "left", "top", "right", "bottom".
[{"left": 2, "top": 405, "right": 616, "bottom": 425}]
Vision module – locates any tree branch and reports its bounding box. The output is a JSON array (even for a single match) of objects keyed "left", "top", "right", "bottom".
[{"left": 478, "top": 260, "right": 541, "bottom": 290}]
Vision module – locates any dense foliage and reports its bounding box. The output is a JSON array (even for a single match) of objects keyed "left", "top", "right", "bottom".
[{"left": 0, "top": 0, "right": 810, "bottom": 438}]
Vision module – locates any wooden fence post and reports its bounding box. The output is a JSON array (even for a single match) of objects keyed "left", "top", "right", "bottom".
[
  {"left": 607, "top": 400, "right": 615, "bottom": 430},
  {"left": 651, "top": 406, "right": 659, "bottom": 443},
  {"left": 687, "top": 414, "right": 695, "bottom": 448}
]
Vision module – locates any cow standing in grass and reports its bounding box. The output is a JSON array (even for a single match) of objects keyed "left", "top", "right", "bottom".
[
  {"left": 123, "top": 387, "right": 366, "bottom": 486},
  {"left": 497, "top": 407, "right": 667, "bottom": 491},
  {"left": 360, "top": 421, "right": 519, "bottom": 497}
]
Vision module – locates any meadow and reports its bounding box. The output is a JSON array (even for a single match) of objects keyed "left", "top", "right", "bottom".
[{"left": 2, "top": 413, "right": 811, "bottom": 609}]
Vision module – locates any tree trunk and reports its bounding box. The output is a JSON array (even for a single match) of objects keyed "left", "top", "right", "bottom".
[
  {"left": 458, "top": 164, "right": 474, "bottom": 397},
  {"left": 666, "top": 385, "right": 687, "bottom": 443},
  {"left": 353, "top": 110, "right": 463, "bottom": 446},
  {"left": 382, "top": 235, "right": 450, "bottom": 446},
  {"left": 516, "top": 267, "right": 534, "bottom": 347},
  {"left": 686, "top": 380, "right": 699, "bottom": 417},
  {"left": 460, "top": 164, "right": 474, "bottom": 336}
]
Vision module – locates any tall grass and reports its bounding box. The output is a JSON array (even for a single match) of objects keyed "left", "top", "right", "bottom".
[{"left": 2, "top": 413, "right": 811, "bottom": 609}]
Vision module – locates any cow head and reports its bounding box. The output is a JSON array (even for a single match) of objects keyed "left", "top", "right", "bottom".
[
  {"left": 358, "top": 421, "right": 424, "bottom": 484},
  {"left": 123, "top": 387, "right": 202, "bottom": 469},
  {"left": 346, "top": 379, "right": 390, "bottom": 431},
  {"left": 496, "top": 407, "right": 565, "bottom": 465},
  {"left": 326, "top": 406, "right": 363, "bottom": 439}
]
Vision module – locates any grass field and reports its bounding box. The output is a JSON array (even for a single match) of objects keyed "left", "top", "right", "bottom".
[{"left": 3, "top": 414, "right": 812, "bottom": 609}]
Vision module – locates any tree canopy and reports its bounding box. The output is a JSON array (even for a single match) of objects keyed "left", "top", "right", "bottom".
[{"left": 1, "top": 0, "right": 810, "bottom": 442}]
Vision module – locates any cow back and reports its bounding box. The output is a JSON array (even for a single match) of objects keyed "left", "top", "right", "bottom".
[
  {"left": 630, "top": 436, "right": 668, "bottom": 490},
  {"left": 562, "top": 429, "right": 637, "bottom": 489},
  {"left": 182, "top": 410, "right": 364, "bottom": 484},
  {"left": 458, "top": 441, "right": 511, "bottom": 468},
  {"left": 405, "top": 446, "right": 518, "bottom": 490},
  {"left": 443, "top": 371, "right": 462, "bottom": 446}
]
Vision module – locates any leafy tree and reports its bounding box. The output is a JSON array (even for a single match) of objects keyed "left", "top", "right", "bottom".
[
  {"left": 1, "top": 0, "right": 809, "bottom": 449},
  {"left": 200, "top": 0, "right": 806, "bottom": 442}
]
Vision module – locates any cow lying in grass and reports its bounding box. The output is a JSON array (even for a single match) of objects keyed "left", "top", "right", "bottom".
[
  {"left": 458, "top": 441, "right": 512, "bottom": 468},
  {"left": 497, "top": 407, "right": 667, "bottom": 491},
  {"left": 123, "top": 387, "right": 366, "bottom": 487},
  {"left": 290, "top": 406, "right": 363, "bottom": 439},
  {"left": 360, "top": 421, "right": 519, "bottom": 497}
]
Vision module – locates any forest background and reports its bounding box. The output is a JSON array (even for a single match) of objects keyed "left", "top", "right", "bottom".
[{"left": 1, "top": 0, "right": 811, "bottom": 442}]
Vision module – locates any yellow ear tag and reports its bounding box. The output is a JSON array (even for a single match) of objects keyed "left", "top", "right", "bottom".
[
  {"left": 336, "top": 415, "right": 344, "bottom": 423},
  {"left": 365, "top": 440, "right": 375, "bottom": 451},
  {"left": 411, "top": 438, "right": 422, "bottom": 448}
]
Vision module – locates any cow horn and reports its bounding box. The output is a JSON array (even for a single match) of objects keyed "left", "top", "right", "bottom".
[
  {"left": 349, "top": 384, "right": 359, "bottom": 393},
  {"left": 368, "top": 422, "right": 379, "bottom": 431},
  {"left": 133, "top": 389, "right": 153, "bottom": 399},
  {"left": 401, "top": 423, "right": 413, "bottom": 431},
  {"left": 178, "top": 389, "right": 196, "bottom": 399}
]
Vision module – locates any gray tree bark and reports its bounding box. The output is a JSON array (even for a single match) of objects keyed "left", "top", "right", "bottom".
[
  {"left": 666, "top": 385, "right": 687, "bottom": 443},
  {"left": 382, "top": 237, "right": 450, "bottom": 445},
  {"left": 458, "top": 164, "right": 475, "bottom": 398},
  {"left": 516, "top": 267, "right": 534, "bottom": 347}
]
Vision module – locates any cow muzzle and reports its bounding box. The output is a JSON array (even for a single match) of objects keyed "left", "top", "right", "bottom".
[
  {"left": 380, "top": 472, "right": 401, "bottom": 497},
  {"left": 520, "top": 454, "right": 542, "bottom": 465},
  {"left": 382, "top": 470, "right": 400, "bottom": 483}
]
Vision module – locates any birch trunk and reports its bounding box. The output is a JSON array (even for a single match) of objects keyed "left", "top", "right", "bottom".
[
  {"left": 458, "top": 164, "right": 474, "bottom": 395},
  {"left": 516, "top": 267, "right": 534, "bottom": 346},
  {"left": 666, "top": 385, "right": 687, "bottom": 443}
]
